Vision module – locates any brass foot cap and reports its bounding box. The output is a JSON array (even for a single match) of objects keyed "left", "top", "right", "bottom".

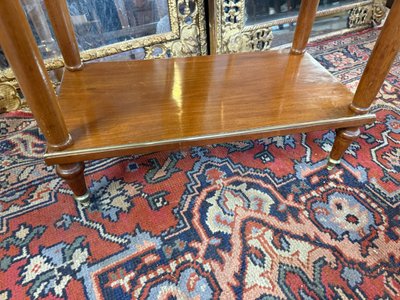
[
  {"left": 74, "top": 191, "right": 91, "bottom": 208},
  {"left": 327, "top": 157, "right": 341, "bottom": 170}
]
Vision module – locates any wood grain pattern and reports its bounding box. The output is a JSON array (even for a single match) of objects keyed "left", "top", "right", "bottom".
[
  {"left": 0, "top": 0, "right": 72, "bottom": 150},
  {"left": 55, "top": 162, "right": 90, "bottom": 206},
  {"left": 56, "top": 163, "right": 88, "bottom": 197},
  {"left": 329, "top": 127, "right": 360, "bottom": 163},
  {"left": 45, "top": 50, "right": 375, "bottom": 164},
  {"left": 291, "top": 0, "right": 320, "bottom": 54},
  {"left": 44, "top": 0, "right": 83, "bottom": 71},
  {"left": 351, "top": 0, "right": 400, "bottom": 113}
]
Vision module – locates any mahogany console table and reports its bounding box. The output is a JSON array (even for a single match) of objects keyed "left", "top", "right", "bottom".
[{"left": 0, "top": 0, "right": 399, "bottom": 206}]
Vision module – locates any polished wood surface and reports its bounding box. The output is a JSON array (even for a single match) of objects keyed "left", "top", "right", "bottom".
[
  {"left": 44, "top": 50, "right": 375, "bottom": 164},
  {"left": 0, "top": 0, "right": 72, "bottom": 150},
  {"left": 291, "top": 0, "right": 320, "bottom": 54},
  {"left": 328, "top": 127, "right": 360, "bottom": 168},
  {"left": 1, "top": 0, "right": 395, "bottom": 203},
  {"left": 44, "top": 0, "right": 83, "bottom": 71},
  {"left": 56, "top": 163, "right": 88, "bottom": 197},
  {"left": 351, "top": 0, "right": 400, "bottom": 114},
  {"left": 56, "top": 163, "right": 90, "bottom": 206}
]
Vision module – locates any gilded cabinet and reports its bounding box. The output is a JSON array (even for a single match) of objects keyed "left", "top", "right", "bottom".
[{"left": 210, "top": 0, "right": 388, "bottom": 54}]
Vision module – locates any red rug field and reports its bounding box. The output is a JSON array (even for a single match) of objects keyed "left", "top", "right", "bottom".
[{"left": 0, "top": 28, "right": 399, "bottom": 299}]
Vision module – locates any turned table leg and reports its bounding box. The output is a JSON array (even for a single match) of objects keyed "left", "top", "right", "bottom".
[
  {"left": 327, "top": 127, "right": 360, "bottom": 170},
  {"left": 290, "top": 0, "right": 319, "bottom": 55},
  {"left": 328, "top": 1, "right": 400, "bottom": 169},
  {"left": 350, "top": 0, "right": 400, "bottom": 115},
  {"left": 0, "top": 0, "right": 72, "bottom": 151},
  {"left": 56, "top": 162, "right": 91, "bottom": 207}
]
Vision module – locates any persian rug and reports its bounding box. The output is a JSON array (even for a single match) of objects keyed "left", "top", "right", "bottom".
[{"left": 0, "top": 28, "right": 399, "bottom": 300}]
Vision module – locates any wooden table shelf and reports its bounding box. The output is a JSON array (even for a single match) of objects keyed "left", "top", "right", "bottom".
[
  {"left": 3, "top": 0, "right": 398, "bottom": 205},
  {"left": 45, "top": 50, "right": 375, "bottom": 164}
]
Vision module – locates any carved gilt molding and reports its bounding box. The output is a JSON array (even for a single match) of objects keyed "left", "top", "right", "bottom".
[
  {"left": 348, "top": 6, "right": 373, "bottom": 27},
  {"left": 144, "top": 0, "right": 207, "bottom": 58},
  {"left": 215, "top": 0, "right": 388, "bottom": 54},
  {"left": 0, "top": 83, "right": 21, "bottom": 113},
  {"left": 348, "top": 0, "right": 387, "bottom": 28},
  {"left": 373, "top": 0, "right": 388, "bottom": 24},
  {"left": 216, "top": 0, "right": 273, "bottom": 54}
]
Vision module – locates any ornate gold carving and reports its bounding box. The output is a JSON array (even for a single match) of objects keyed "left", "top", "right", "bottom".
[
  {"left": 224, "top": 27, "right": 273, "bottom": 53},
  {"left": 196, "top": 0, "right": 208, "bottom": 55},
  {"left": 0, "top": 68, "right": 15, "bottom": 84},
  {"left": 348, "top": 0, "right": 387, "bottom": 28},
  {"left": 0, "top": 83, "right": 21, "bottom": 113},
  {"left": 224, "top": 0, "right": 242, "bottom": 24},
  {"left": 348, "top": 6, "right": 373, "bottom": 28},
  {"left": 144, "top": 0, "right": 206, "bottom": 58},
  {"left": 373, "top": 0, "right": 388, "bottom": 24},
  {"left": 217, "top": 0, "right": 273, "bottom": 54},
  {"left": 215, "top": 0, "right": 388, "bottom": 54}
]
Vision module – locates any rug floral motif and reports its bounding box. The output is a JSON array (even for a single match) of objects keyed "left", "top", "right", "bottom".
[{"left": 0, "top": 28, "right": 399, "bottom": 299}]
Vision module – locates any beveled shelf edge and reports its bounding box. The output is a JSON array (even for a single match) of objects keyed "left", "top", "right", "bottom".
[{"left": 44, "top": 114, "right": 375, "bottom": 165}]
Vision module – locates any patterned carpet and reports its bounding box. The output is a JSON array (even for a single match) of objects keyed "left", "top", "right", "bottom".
[{"left": 1, "top": 28, "right": 399, "bottom": 299}]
